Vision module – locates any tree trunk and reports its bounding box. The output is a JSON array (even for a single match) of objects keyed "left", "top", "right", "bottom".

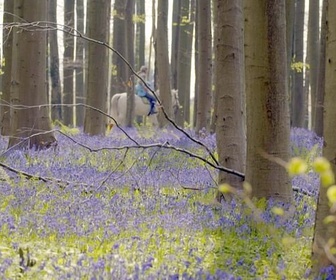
[
  {"left": 291, "top": 0, "right": 305, "bottom": 128},
  {"left": 84, "top": 0, "right": 110, "bottom": 135},
  {"left": 244, "top": 0, "right": 292, "bottom": 202},
  {"left": 215, "top": 0, "right": 245, "bottom": 201},
  {"left": 8, "top": 0, "right": 56, "bottom": 149},
  {"left": 195, "top": 0, "right": 212, "bottom": 133},
  {"left": 135, "top": 0, "right": 145, "bottom": 70},
  {"left": 314, "top": 0, "right": 327, "bottom": 137},
  {"left": 312, "top": 0, "right": 336, "bottom": 274},
  {"left": 210, "top": 0, "right": 218, "bottom": 134},
  {"left": 307, "top": 0, "right": 320, "bottom": 131},
  {"left": 48, "top": 0, "right": 62, "bottom": 122},
  {"left": 286, "top": 0, "right": 295, "bottom": 116},
  {"left": 63, "top": 0, "right": 75, "bottom": 126},
  {"left": 148, "top": 0, "right": 156, "bottom": 86},
  {"left": 157, "top": 0, "right": 172, "bottom": 127},
  {"left": 171, "top": 0, "right": 181, "bottom": 91},
  {"left": 1, "top": 0, "right": 14, "bottom": 136},
  {"left": 134, "top": 0, "right": 145, "bottom": 125},
  {"left": 192, "top": 0, "right": 199, "bottom": 128},
  {"left": 125, "top": 0, "right": 135, "bottom": 127},
  {"left": 75, "top": 0, "right": 85, "bottom": 127},
  {"left": 176, "top": 0, "right": 193, "bottom": 126},
  {"left": 110, "top": 0, "right": 127, "bottom": 96}
]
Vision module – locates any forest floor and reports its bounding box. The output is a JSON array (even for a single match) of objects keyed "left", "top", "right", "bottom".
[{"left": 0, "top": 126, "right": 330, "bottom": 279}]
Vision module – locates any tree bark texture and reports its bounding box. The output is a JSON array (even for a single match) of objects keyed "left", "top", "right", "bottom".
[
  {"left": 8, "top": 0, "right": 56, "bottom": 149},
  {"left": 125, "top": 0, "right": 135, "bottom": 127},
  {"left": 1, "top": 0, "right": 14, "bottom": 136},
  {"left": 215, "top": 0, "right": 246, "bottom": 200},
  {"left": 314, "top": 0, "right": 327, "bottom": 137},
  {"left": 307, "top": 0, "right": 320, "bottom": 131},
  {"left": 171, "top": 0, "right": 181, "bottom": 91},
  {"left": 48, "top": 0, "right": 62, "bottom": 122},
  {"left": 177, "top": 0, "right": 193, "bottom": 126},
  {"left": 63, "top": 0, "right": 75, "bottom": 126},
  {"left": 244, "top": 0, "right": 292, "bottom": 202},
  {"left": 110, "top": 0, "right": 127, "bottom": 95},
  {"left": 195, "top": 0, "right": 212, "bottom": 133},
  {"left": 84, "top": 0, "right": 110, "bottom": 135},
  {"left": 135, "top": 0, "right": 146, "bottom": 71},
  {"left": 312, "top": 0, "right": 336, "bottom": 274},
  {"left": 291, "top": 0, "right": 305, "bottom": 128},
  {"left": 75, "top": 0, "right": 85, "bottom": 127},
  {"left": 157, "top": 0, "right": 172, "bottom": 127}
]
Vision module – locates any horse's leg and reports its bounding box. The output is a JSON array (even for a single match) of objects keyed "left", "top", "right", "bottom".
[{"left": 148, "top": 115, "right": 158, "bottom": 126}]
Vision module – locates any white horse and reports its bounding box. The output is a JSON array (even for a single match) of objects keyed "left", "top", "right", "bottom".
[{"left": 110, "top": 89, "right": 179, "bottom": 127}]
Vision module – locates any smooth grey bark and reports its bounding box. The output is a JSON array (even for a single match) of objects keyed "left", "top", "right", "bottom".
[
  {"left": 125, "top": 0, "right": 135, "bottom": 127},
  {"left": 307, "top": 0, "right": 320, "bottom": 130},
  {"left": 157, "top": 0, "right": 172, "bottom": 127},
  {"left": 110, "top": 0, "right": 127, "bottom": 95},
  {"left": 176, "top": 0, "right": 193, "bottom": 126},
  {"left": 192, "top": 0, "right": 199, "bottom": 128},
  {"left": 135, "top": 0, "right": 145, "bottom": 70},
  {"left": 171, "top": 0, "right": 181, "bottom": 90},
  {"left": 244, "top": 0, "right": 292, "bottom": 202},
  {"left": 215, "top": 0, "right": 245, "bottom": 201},
  {"left": 48, "top": 0, "right": 62, "bottom": 122},
  {"left": 75, "top": 0, "right": 85, "bottom": 127},
  {"left": 63, "top": 0, "right": 75, "bottom": 126},
  {"left": 291, "top": 0, "right": 305, "bottom": 128},
  {"left": 84, "top": 0, "right": 110, "bottom": 135},
  {"left": 1, "top": 0, "right": 14, "bottom": 135},
  {"left": 8, "top": 0, "right": 56, "bottom": 149},
  {"left": 312, "top": 0, "right": 336, "bottom": 274},
  {"left": 195, "top": 0, "right": 212, "bottom": 133},
  {"left": 314, "top": 0, "right": 326, "bottom": 137},
  {"left": 286, "top": 0, "right": 295, "bottom": 110}
]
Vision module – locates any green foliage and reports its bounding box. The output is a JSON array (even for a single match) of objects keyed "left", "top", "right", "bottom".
[
  {"left": 133, "top": 13, "right": 146, "bottom": 24},
  {"left": 291, "top": 57, "right": 309, "bottom": 73},
  {"left": 53, "top": 120, "right": 80, "bottom": 135}
]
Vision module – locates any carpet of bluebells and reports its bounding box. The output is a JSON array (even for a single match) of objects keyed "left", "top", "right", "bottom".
[{"left": 0, "top": 126, "right": 333, "bottom": 279}]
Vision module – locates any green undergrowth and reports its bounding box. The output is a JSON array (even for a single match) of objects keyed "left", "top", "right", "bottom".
[{"left": 0, "top": 183, "right": 313, "bottom": 279}]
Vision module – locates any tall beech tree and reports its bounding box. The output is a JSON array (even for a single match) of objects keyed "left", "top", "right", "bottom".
[
  {"left": 8, "top": 0, "right": 56, "bottom": 149},
  {"left": 1, "top": 0, "right": 14, "bottom": 136},
  {"left": 286, "top": 0, "right": 295, "bottom": 103},
  {"left": 176, "top": 0, "right": 193, "bottom": 126},
  {"left": 307, "top": 0, "right": 320, "bottom": 130},
  {"left": 124, "top": 0, "right": 135, "bottom": 127},
  {"left": 135, "top": 0, "right": 146, "bottom": 71},
  {"left": 312, "top": 0, "right": 336, "bottom": 274},
  {"left": 156, "top": 0, "right": 172, "bottom": 127},
  {"left": 291, "top": 0, "right": 305, "bottom": 128},
  {"left": 244, "top": 0, "right": 292, "bottom": 201},
  {"left": 110, "top": 0, "right": 127, "bottom": 96},
  {"left": 75, "top": 0, "right": 85, "bottom": 127},
  {"left": 63, "top": 0, "right": 75, "bottom": 126},
  {"left": 84, "top": 0, "right": 110, "bottom": 135},
  {"left": 170, "top": 0, "right": 181, "bottom": 91},
  {"left": 48, "top": 0, "right": 62, "bottom": 122},
  {"left": 215, "top": 0, "right": 245, "bottom": 201},
  {"left": 314, "top": 0, "right": 327, "bottom": 137},
  {"left": 195, "top": 0, "right": 212, "bottom": 133}
]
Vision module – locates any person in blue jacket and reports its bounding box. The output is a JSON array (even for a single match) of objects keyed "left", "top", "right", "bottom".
[{"left": 135, "top": 65, "right": 157, "bottom": 115}]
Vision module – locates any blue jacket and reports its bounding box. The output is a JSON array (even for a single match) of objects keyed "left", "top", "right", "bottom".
[{"left": 135, "top": 84, "right": 146, "bottom": 97}]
